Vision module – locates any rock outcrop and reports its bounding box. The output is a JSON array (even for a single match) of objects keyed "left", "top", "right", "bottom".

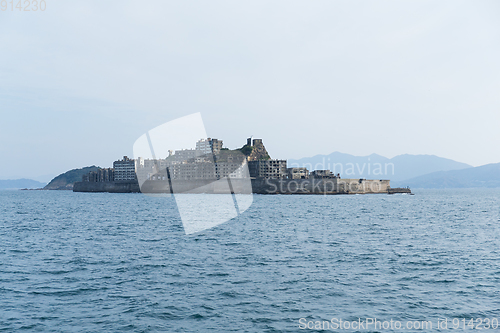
[{"left": 44, "top": 166, "right": 100, "bottom": 190}]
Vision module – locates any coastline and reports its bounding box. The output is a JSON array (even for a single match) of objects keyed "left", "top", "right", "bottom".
[{"left": 73, "top": 178, "right": 411, "bottom": 195}]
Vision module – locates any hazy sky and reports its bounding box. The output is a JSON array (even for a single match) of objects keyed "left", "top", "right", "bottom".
[{"left": 1, "top": 0, "right": 499, "bottom": 181}]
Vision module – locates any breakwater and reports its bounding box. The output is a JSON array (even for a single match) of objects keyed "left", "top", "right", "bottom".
[
  {"left": 73, "top": 178, "right": 409, "bottom": 194},
  {"left": 252, "top": 178, "right": 390, "bottom": 194},
  {"left": 73, "top": 181, "right": 140, "bottom": 193}
]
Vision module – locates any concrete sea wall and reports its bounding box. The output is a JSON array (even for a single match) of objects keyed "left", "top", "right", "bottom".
[
  {"left": 73, "top": 181, "right": 140, "bottom": 193},
  {"left": 251, "top": 178, "right": 390, "bottom": 194},
  {"left": 74, "top": 178, "right": 394, "bottom": 194}
]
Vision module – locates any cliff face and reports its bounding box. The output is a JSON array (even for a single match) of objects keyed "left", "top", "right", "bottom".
[
  {"left": 44, "top": 166, "right": 99, "bottom": 190},
  {"left": 241, "top": 140, "right": 271, "bottom": 161}
]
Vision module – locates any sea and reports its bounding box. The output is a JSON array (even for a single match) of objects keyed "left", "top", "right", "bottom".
[{"left": 0, "top": 189, "right": 499, "bottom": 332}]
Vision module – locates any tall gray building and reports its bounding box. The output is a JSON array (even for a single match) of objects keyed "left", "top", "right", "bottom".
[
  {"left": 248, "top": 160, "right": 287, "bottom": 179},
  {"left": 113, "top": 156, "right": 136, "bottom": 181},
  {"left": 196, "top": 138, "right": 223, "bottom": 155}
]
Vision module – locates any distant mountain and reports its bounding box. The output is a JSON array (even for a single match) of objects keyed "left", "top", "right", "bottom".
[
  {"left": 44, "top": 166, "right": 99, "bottom": 190},
  {"left": 32, "top": 173, "right": 57, "bottom": 184},
  {"left": 288, "top": 152, "right": 471, "bottom": 181},
  {"left": 392, "top": 163, "right": 500, "bottom": 188},
  {"left": 0, "top": 179, "right": 46, "bottom": 190}
]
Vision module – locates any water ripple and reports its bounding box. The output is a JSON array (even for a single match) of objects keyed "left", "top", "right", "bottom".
[{"left": 0, "top": 189, "right": 499, "bottom": 332}]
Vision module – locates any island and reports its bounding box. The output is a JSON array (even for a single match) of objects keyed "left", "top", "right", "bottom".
[{"left": 73, "top": 138, "right": 411, "bottom": 195}]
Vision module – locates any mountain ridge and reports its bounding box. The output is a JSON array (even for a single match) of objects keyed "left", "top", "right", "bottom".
[
  {"left": 288, "top": 152, "right": 471, "bottom": 181},
  {"left": 0, "top": 179, "right": 47, "bottom": 190},
  {"left": 392, "top": 163, "right": 500, "bottom": 188}
]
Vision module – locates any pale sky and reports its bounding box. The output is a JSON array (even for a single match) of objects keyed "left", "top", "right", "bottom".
[{"left": 1, "top": 0, "right": 500, "bottom": 181}]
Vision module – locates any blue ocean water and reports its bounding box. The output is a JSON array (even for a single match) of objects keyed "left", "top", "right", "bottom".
[{"left": 0, "top": 189, "right": 499, "bottom": 332}]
